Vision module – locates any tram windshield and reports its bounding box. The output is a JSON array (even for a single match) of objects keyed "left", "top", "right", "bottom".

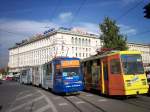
[
  {"left": 121, "top": 54, "right": 144, "bottom": 75},
  {"left": 62, "top": 67, "right": 80, "bottom": 76}
]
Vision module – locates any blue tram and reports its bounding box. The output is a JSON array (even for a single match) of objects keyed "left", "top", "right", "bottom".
[{"left": 42, "top": 57, "right": 84, "bottom": 93}]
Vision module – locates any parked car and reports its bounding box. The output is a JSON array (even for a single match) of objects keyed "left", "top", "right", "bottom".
[{"left": 5, "top": 76, "right": 13, "bottom": 81}]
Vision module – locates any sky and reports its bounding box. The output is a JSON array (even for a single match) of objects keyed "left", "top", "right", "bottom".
[{"left": 0, "top": 0, "right": 150, "bottom": 68}]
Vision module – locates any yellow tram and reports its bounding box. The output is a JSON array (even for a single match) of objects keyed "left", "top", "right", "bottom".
[{"left": 82, "top": 50, "right": 149, "bottom": 96}]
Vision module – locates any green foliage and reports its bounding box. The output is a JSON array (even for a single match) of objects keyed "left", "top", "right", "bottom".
[{"left": 100, "top": 17, "right": 128, "bottom": 51}]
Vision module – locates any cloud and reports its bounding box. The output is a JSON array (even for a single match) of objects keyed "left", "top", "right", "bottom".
[
  {"left": 58, "top": 12, "right": 73, "bottom": 22},
  {"left": 118, "top": 24, "right": 137, "bottom": 35},
  {"left": 0, "top": 19, "right": 59, "bottom": 36},
  {"left": 73, "top": 22, "right": 100, "bottom": 35}
]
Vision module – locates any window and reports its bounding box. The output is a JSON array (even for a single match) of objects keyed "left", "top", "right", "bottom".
[
  {"left": 47, "top": 63, "right": 52, "bottom": 76},
  {"left": 89, "top": 39, "right": 91, "bottom": 45},
  {"left": 82, "top": 39, "right": 84, "bottom": 45},
  {"left": 72, "top": 37, "right": 74, "bottom": 44},
  {"left": 62, "top": 67, "right": 80, "bottom": 76},
  {"left": 86, "top": 48, "right": 88, "bottom": 52},
  {"left": 121, "top": 54, "right": 144, "bottom": 75},
  {"left": 79, "top": 53, "right": 81, "bottom": 57},
  {"left": 85, "top": 39, "right": 87, "bottom": 45},
  {"left": 76, "top": 53, "right": 77, "bottom": 57},
  {"left": 75, "top": 38, "right": 77, "bottom": 44},
  {"left": 79, "top": 38, "right": 81, "bottom": 45},
  {"left": 110, "top": 59, "right": 121, "bottom": 74}
]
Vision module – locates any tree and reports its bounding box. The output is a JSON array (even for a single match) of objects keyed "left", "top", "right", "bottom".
[{"left": 99, "top": 17, "right": 128, "bottom": 51}]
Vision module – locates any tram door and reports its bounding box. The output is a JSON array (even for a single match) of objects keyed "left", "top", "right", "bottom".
[
  {"left": 108, "top": 54, "right": 124, "bottom": 95},
  {"left": 101, "top": 58, "right": 109, "bottom": 94},
  {"left": 91, "top": 60, "right": 101, "bottom": 90}
]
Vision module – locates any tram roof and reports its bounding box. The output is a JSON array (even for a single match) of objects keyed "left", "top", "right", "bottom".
[
  {"left": 52, "top": 57, "right": 80, "bottom": 61},
  {"left": 81, "top": 50, "right": 142, "bottom": 62},
  {"left": 44, "top": 57, "right": 80, "bottom": 65}
]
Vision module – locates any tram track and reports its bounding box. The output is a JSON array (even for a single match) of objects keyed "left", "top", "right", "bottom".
[
  {"left": 63, "top": 95, "right": 107, "bottom": 112},
  {"left": 76, "top": 95, "right": 107, "bottom": 112},
  {"left": 63, "top": 96, "right": 83, "bottom": 112},
  {"left": 123, "top": 96, "right": 150, "bottom": 110}
]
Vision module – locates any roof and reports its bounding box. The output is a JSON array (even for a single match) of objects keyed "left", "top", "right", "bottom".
[
  {"left": 9, "top": 27, "right": 99, "bottom": 50},
  {"left": 128, "top": 42, "right": 150, "bottom": 47}
]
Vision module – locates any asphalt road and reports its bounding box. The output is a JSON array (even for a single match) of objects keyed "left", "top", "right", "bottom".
[{"left": 0, "top": 81, "right": 150, "bottom": 112}]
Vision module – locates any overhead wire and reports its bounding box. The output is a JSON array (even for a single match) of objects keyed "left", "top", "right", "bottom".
[
  {"left": 116, "top": 0, "right": 144, "bottom": 21},
  {"left": 69, "top": 0, "right": 87, "bottom": 27}
]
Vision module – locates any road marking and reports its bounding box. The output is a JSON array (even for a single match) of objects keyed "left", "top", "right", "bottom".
[
  {"left": 16, "top": 93, "right": 34, "bottom": 101},
  {"left": 98, "top": 99, "right": 107, "bottom": 102},
  {"left": 75, "top": 101, "right": 85, "bottom": 104},
  {"left": 18, "top": 90, "right": 30, "bottom": 96},
  {"left": 8, "top": 96, "right": 44, "bottom": 112},
  {"left": 67, "top": 96, "right": 75, "bottom": 99},
  {"left": 33, "top": 105, "right": 50, "bottom": 112},
  {"left": 86, "top": 94, "right": 93, "bottom": 97},
  {"left": 53, "top": 97, "right": 61, "bottom": 100},
  {"left": 38, "top": 90, "right": 58, "bottom": 112},
  {"left": 58, "top": 103, "right": 68, "bottom": 106}
]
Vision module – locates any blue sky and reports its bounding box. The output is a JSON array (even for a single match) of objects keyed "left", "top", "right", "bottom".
[{"left": 0, "top": 0, "right": 150, "bottom": 68}]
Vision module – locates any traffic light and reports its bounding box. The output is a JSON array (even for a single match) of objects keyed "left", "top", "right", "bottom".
[{"left": 144, "top": 3, "right": 150, "bottom": 19}]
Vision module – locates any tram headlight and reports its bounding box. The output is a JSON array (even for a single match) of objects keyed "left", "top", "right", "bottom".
[
  {"left": 127, "top": 83, "right": 131, "bottom": 86},
  {"left": 141, "top": 79, "right": 146, "bottom": 85},
  {"left": 64, "top": 82, "right": 69, "bottom": 85},
  {"left": 126, "top": 80, "right": 131, "bottom": 87}
]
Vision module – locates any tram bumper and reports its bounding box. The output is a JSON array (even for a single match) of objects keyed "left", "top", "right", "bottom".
[
  {"left": 63, "top": 83, "right": 84, "bottom": 93},
  {"left": 124, "top": 87, "right": 149, "bottom": 95}
]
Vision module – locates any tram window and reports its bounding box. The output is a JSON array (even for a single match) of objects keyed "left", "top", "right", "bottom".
[
  {"left": 96, "top": 59, "right": 100, "bottom": 66},
  {"left": 46, "top": 64, "right": 52, "bottom": 76},
  {"left": 56, "top": 69, "right": 62, "bottom": 76},
  {"left": 110, "top": 59, "right": 121, "bottom": 74},
  {"left": 49, "top": 64, "right": 52, "bottom": 73},
  {"left": 87, "top": 61, "right": 92, "bottom": 74}
]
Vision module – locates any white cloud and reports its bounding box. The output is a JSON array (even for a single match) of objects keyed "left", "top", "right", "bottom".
[
  {"left": 74, "top": 22, "right": 100, "bottom": 35},
  {"left": 58, "top": 12, "right": 73, "bottom": 22},
  {"left": 118, "top": 24, "right": 137, "bottom": 35},
  {"left": 0, "top": 19, "right": 59, "bottom": 36}
]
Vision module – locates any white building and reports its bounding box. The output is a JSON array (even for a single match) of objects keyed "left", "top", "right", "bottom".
[
  {"left": 128, "top": 42, "right": 150, "bottom": 68},
  {"left": 8, "top": 27, "right": 102, "bottom": 73}
]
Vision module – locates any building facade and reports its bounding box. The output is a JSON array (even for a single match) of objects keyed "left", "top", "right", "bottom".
[
  {"left": 8, "top": 28, "right": 102, "bottom": 73},
  {"left": 128, "top": 42, "right": 150, "bottom": 68}
]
